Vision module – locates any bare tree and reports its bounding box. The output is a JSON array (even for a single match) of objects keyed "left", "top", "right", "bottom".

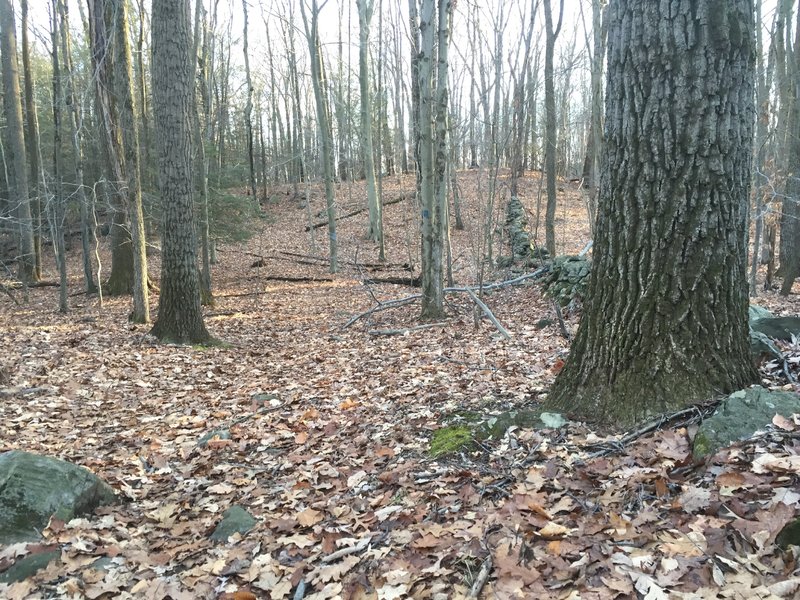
[
  {"left": 543, "top": 0, "right": 564, "bottom": 257},
  {"left": 300, "top": 0, "right": 338, "bottom": 273},
  {"left": 1, "top": 0, "right": 37, "bottom": 283}
]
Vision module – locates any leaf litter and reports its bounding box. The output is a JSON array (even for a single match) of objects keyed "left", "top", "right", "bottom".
[{"left": 0, "top": 171, "right": 798, "bottom": 599}]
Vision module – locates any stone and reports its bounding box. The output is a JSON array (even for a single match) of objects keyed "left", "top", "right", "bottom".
[
  {"left": 505, "top": 197, "right": 531, "bottom": 261},
  {"left": 0, "top": 451, "right": 116, "bottom": 544},
  {"left": 750, "top": 329, "right": 782, "bottom": 359},
  {"left": 542, "top": 256, "right": 591, "bottom": 306},
  {"left": 692, "top": 387, "right": 800, "bottom": 459},
  {"left": 776, "top": 518, "right": 800, "bottom": 550},
  {"left": 749, "top": 305, "right": 773, "bottom": 321},
  {"left": 0, "top": 549, "right": 60, "bottom": 584},
  {"left": 210, "top": 505, "right": 257, "bottom": 542},
  {"left": 750, "top": 316, "right": 800, "bottom": 341}
]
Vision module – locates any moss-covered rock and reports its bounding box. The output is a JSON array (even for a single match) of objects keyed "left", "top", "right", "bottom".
[
  {"left": 777, "top": 518, "right": 800, "bottom": 550},
  {"left": 692, "top": 387, "right": 800, "bottom": 459},
  {"left": 0, "top": 549, "right": 61, "bottom": 584},
  {"left": 0, "top": 451, "right": 117, "bottom": 544},
  {"left": 542, "top": 256, "right": 591, "bottom": 307}
]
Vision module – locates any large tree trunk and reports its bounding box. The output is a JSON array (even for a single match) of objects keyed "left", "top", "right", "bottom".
[
  {"left": 150, "top": 0, "right": 210, "bottom": 344},
  {"left": 1, "top": 0, "right": 36, "bottom": 283},
  {"left": 546, "top": 0, "right": 758, "bottom": 429},
  {"left": 89, "top": 0, "right": 133, "bottom": 296}
]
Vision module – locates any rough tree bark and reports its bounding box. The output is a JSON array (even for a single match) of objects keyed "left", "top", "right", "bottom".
[
  {"left": 150, "top": 0, "right": 210, "bottom": 344},
  {"left": 546, "top": 0, "right": 758, "bottom": 428},
  {"left": 1, "top": 0, "right": 37, "bottom": 283}
]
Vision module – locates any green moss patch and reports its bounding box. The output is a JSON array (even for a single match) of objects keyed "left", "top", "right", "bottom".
[{"left": 429, "top": 426, "right": 474, "bottom": 458}]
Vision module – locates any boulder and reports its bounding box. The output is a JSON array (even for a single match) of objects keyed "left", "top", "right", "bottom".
[
  {"left": 0, "top": 451, "right": 116, "bottom": 543},
  {"left": 210, "top": 505, "right": 257, "bottom": 542},
  {"left": 750, "top": 316, "right": 800, "bottom": 341},
  {"left": 692, "top": 387, "right": 800, "bottom": 458}
]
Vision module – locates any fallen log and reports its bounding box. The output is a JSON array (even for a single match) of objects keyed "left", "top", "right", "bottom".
[{"left": 304, "top": 193, "right": 412, "bottom": 231}]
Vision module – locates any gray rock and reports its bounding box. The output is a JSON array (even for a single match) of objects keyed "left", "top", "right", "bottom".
[
  {"left": 750, "top": 329, "right": 782, "bottom": 359},
  {"left": 0, "top": 451, "right": 116, "bottom": 543},
  {"left": 750, "top": 316, "right": 800, "bottom": 341},
  {"left": 0, "top": 549, "right": 60, "bottom": 584},
  {"left": 777, "top": 518, "right": 800, "bottom": 550},
  {"left": 543, "top": 256, "right": 591, "bottom": 306},
  {"left": 505, "top": 197, "right": 532, "bottom": 261},
  {"left": 749, "top": 305, "right": 773, "bottom": 322},
  {"left": 210, "top": 505, "right": 257, "bottom": 542},
  {"left": 693, "top": 387, "right": 800, "bottom": 458}
]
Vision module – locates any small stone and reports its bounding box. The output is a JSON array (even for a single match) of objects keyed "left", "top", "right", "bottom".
[{"left": 210, "top": 505, "right": 257, "bottom": 542}]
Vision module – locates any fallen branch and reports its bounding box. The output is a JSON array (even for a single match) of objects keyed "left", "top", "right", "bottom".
[
  {"left": 468, "top": 555, "right": 493, "bottom": 598},
  {"left": 553, "top": 301, "right": 571, "bottom": 340},
  {"left": 320, "top": 534, "right": 374, "bottom": 563},
  {"left": 361, "top": 274, "right": 421, "bottom": 287},
  {"left": 344, "top": 267, "right": 550, "bottom": 329},
  {"left": 466, "top": 290, "right": 511, "bottom": 339},
  {"left": 368, "top": 322, "right": 449, "bottom": 336},
  {"left": 264, "top": 275, "right": 334, "bottom": 283},
  {"left": 343, "top": 294, "right": 421, "bottom": 328},
  {"left": 304, "top": 194, "right": 410, "bottom": 231}
]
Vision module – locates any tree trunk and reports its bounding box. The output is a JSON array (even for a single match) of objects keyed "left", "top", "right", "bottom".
[
  {"left": 357, "top": 0, "right": 383, "bottom": 254},
  {"left": 417, "top": 0, "right": 451, "bottom": 319},
  {"left": 300, "top": 0, "right": 338, "bottom": 273},
  {"left": 89, "top": 0, "right": 133, "bottom": 296},
  {"left": 241, "top": 0, "right": 258, "bottom": 204},
  {"left": 543, "top": 0, "right": 564, "bottom": 257},
  {"left": 150, "top": 0, "right": 210, "bottom": 344},
  {"left": 50, "top": 0, "right": 67, "bottom": 313},
  {"left": 20, "top": 0, "right": 42, "bottom": 280},
  {"left": 546, "top": 0, "right": 758, "bottom": 429},
  {"left": 1, "top": 0, "right": 36, "bottom": 283},
  {"left": 113, "top": 0, "right": 149, "bottom": 323},
  {"left": 58, "top": 0, "right": 97, "bottom": 293}
]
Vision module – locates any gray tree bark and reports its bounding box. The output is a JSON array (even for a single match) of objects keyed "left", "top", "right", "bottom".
[
  {"left": 150, "top": 0, "right": 210, "bottom": 344},
  {"left": 58, "top": 0, "right": 97, "bottom": 293},
  {"left": 20, "top": 0, "right": 42, "bottom": 279},
  {"left": 1, "top": 0, "right": 36, "bottom": 283},
  {"left": 357, "top": 0, "right": 383, "bottom": 257},
  {"left": 543, "top": 0, "right": 564, "bottom": 257},
  {"left": 546, "top": 0, "right": 758, "bottom": 428},
  {"left": 300, "top": 0, "right": 338, "bottom": 273}
]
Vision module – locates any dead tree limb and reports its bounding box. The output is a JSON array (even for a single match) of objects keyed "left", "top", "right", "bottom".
[
  {"left": 466, "top": 289, "right": 511, "bottom": 339},
  {"left": 368, "top": 322, "right": 449, "bottom": 336},
  {"left": 304, "top": 193, "right": 411, "bottom": 231}
]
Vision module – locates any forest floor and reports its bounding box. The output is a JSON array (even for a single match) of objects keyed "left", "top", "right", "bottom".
[{"left": 1, "top": 170, "right": 799, "bottom": 599}]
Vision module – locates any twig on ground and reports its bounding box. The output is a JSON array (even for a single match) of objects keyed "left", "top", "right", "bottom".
[
  {"left": 466, "top": 289, "right": 511, "bottom": 339},
  {"left": 468, "top": 555, "right": 493, "bottom": 598},
  {"left": 320, "top": 534, "right": 374, "bottom": 563}
]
